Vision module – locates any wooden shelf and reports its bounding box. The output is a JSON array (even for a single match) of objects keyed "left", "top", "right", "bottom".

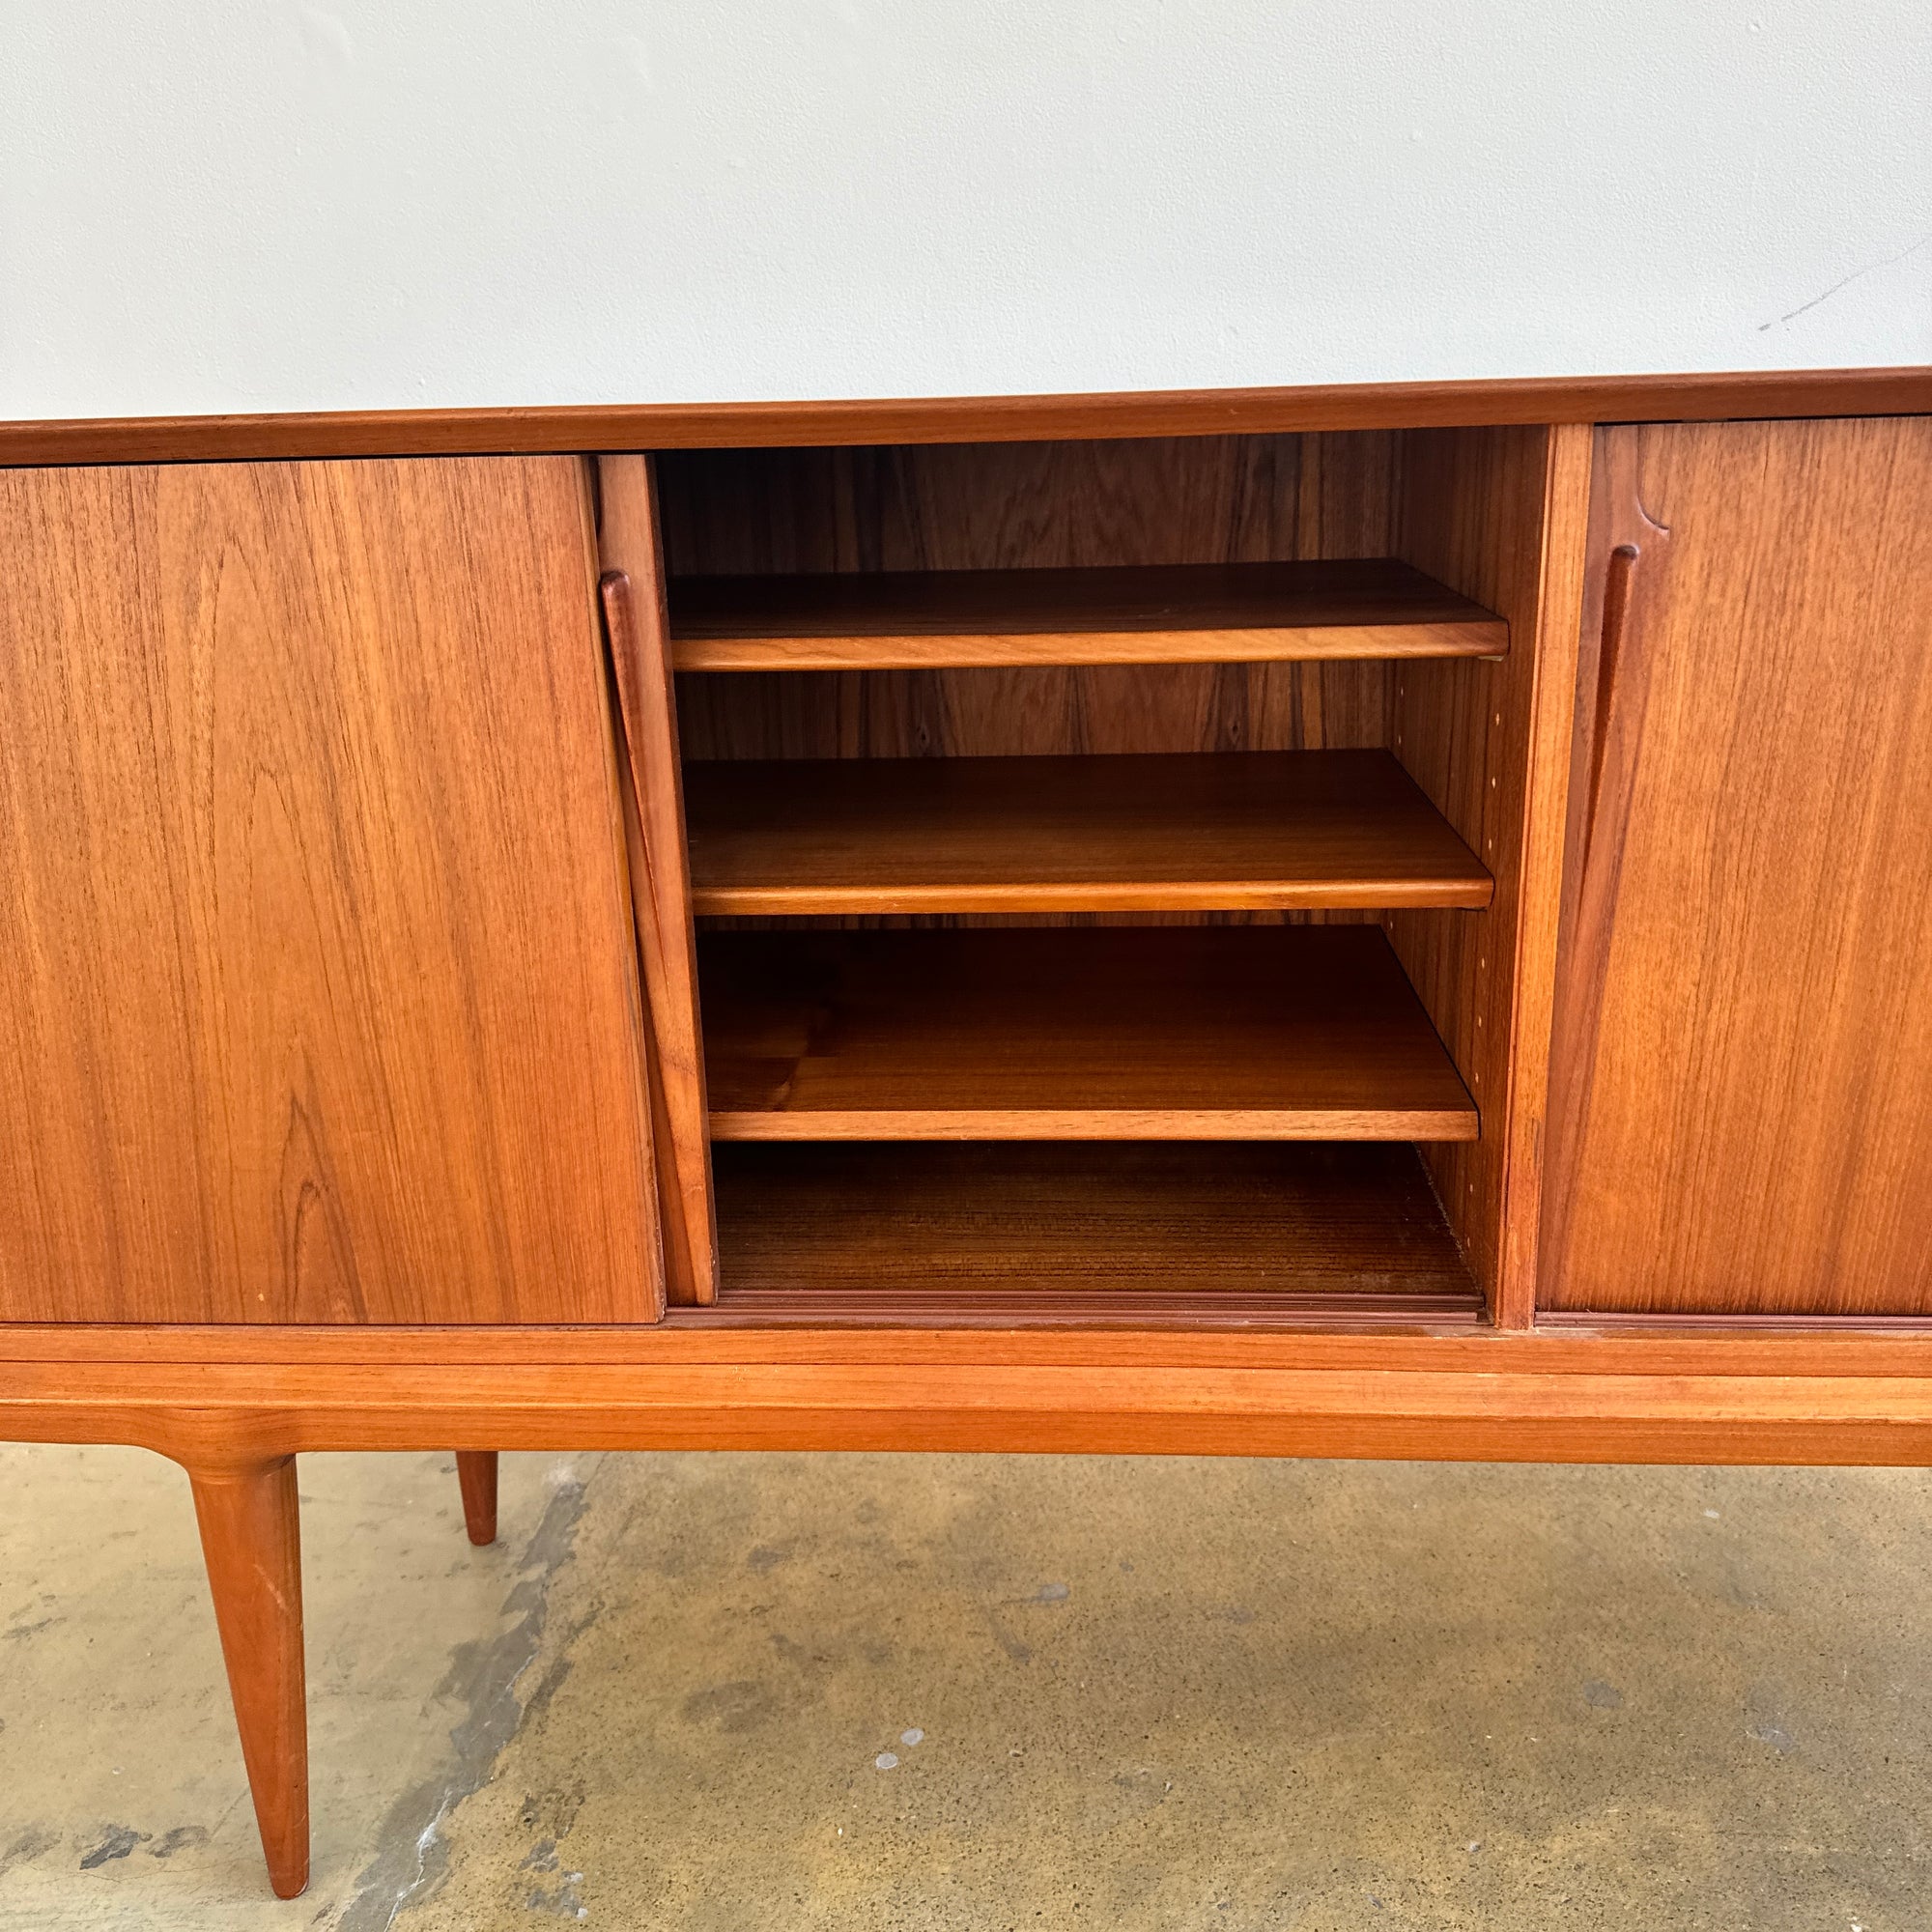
[
  {"left": 700, "top": 925, "right": 1477, "bottom": 1141},
  {"left": 668, "top": 560, "right": 1508, "bottom": 670},
  {"left": 706, "top": 1141, "right": 1483, "bottom": 1322},
  {"left": 686, "top": 749, "right": 1492, "bottom": 916}
]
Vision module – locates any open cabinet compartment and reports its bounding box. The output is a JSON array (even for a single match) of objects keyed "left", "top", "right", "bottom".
[{"left": 631, "top": 426, "right": 1573, "bottom": 1327}]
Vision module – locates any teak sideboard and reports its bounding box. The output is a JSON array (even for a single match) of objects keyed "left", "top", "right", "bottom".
[{"left": 4, "top": 369, "right": 1931, "bottom": 1899}]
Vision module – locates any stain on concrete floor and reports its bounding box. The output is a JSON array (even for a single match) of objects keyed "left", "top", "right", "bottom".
[{"left": 0, "top": 1443, "right": 1927, "bottom": 1929}]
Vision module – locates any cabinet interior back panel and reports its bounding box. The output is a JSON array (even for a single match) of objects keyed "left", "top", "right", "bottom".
[{"left": 661, "top": 435, "right": 1399, "bottom": 769}]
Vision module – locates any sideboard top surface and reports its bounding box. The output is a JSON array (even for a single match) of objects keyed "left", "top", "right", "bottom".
[{"left": 1, "top": 366, "right": 1928, "bottom": 467}]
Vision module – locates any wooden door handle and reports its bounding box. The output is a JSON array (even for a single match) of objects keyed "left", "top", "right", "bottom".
[{"left": 1581, "top": 541, "right": 1639, "bottom": 874}]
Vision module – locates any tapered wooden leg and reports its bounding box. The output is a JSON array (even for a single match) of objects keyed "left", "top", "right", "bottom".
[
  {"left": 188, "top": 1456, "right": 309, "bottom": 1899},
  {"left": 455, "top": 1451, "right": 498, "bottom": 1546}
]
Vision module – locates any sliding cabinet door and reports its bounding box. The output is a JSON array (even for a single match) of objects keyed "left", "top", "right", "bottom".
[
  {"left": 1541, "top": 420, "right": 1932, "bottom": 1316},
  {"left": 0, "top": 457, "right": 668, "bottom": 1322}
]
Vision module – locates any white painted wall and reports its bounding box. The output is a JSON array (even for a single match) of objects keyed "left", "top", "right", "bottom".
[{"left": 3, "top": 1, "right": 1928, "bottom": 418}]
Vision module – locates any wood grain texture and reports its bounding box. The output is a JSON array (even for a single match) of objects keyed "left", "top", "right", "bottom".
[
  {"left": 657, "top": 435, "right": 1397, "bottom": 581},
  {"left": 6, "top": 1355, "right": 1931, "bottom": 1467},
  {"left": 1383, "top": 425, "right": 1593, "bottom": 1325},
  {"left": 666, "top": 436, "right": 1397, "bottom": 775},
  {"left": 7, "top": 1319, "right": 1930, "bottom": 1376},
  {"left": 668, "top": 560, "right": 1506, "bottom": 668},
  {"left": 700, "top": 925, "right": 1477, "bottom": 1140},
  {"left": 711, "top": 1142, "right": 1481, "bottom": 1319},
  {"left": 1541, "top": 418, "right": 1932, "bottom": 1316},
  {"left": 189, "top": 1456, "right": 308, "bottom": 1898},
  {"left": 3, "top": 366, "right": 1928, "bottom": 465},
  {"left": 595, "top": 456, "right": 719, "bottom": 1304},
  {"left": 0, "top": 458, "right": 663, "bottom": 1323},
  {"left": 1487, "top": 426, "right": 1597, "bottom": 1325},
  {"left": 685, "top": 750, "right": 1492, "bottom": 915}
]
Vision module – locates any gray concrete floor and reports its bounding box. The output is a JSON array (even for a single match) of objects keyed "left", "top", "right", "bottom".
[{"left": 0, "top": 1444, "right": 1927, "bottom": 1930}]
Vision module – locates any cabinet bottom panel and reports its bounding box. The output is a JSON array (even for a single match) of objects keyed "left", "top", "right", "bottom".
[{"left": 706, "top": 1141, "right": 1482, "bottom": 1325}]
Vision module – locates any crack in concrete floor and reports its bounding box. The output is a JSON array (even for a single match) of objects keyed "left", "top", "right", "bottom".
[{"left": 331, "top": 1459, "right": 602, "bottom": 1932}]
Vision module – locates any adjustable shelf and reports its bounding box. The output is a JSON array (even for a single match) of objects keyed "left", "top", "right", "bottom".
[
  {"left": 704, "top": 1141, "right": 1483, "bottom": 1324},
  {"left": 686, "top": 748, "right": 1492, "bottom": 916},
  {"left": 668, "top": 559, "right": 1508, "bottom": 670},
  {"left": 700, "top": 925, "right": 1478, "bottom": 1141}
]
